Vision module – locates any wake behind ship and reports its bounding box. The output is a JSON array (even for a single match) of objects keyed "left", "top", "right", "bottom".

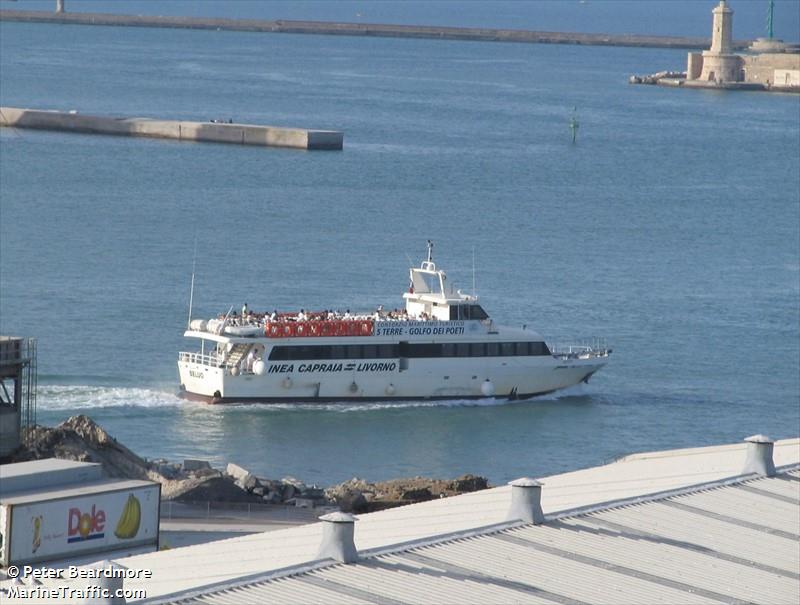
[{"left": 178, "top": 243, "right": 610, "bottom": 404}]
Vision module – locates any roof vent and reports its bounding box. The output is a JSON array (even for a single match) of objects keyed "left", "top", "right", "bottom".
[
  {"left": 743, "top": 434, "right": 776, "bottom": 477},
  {"left": 316, "top": 512, "right": 358, "bottom": 563},
  {"left": 75, "top": 560, "right": 127, "bottom": 604},
  {"left": 506, "top": 477, "right": 544, "bottom": 525}
]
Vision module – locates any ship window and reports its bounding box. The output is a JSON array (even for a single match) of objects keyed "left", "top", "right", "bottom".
[
  {"left": 377, "top": 344, "right": 397, "bottom": 358},
  {"left": 456, "top": 343, "right": 470, "bottom": 357},
  {"left": 441, "top": 343, "right": 456, "bottom": 357},
  {"left": 500, "top": 342, "right": 515, "bottom": 356},
  {"left": 346, "top": 345, "right": 362, "bottom": 359},
  {"left": 515, "top": 342, "right": 529, "bottom": 356},
  {"left": 362, "top": 344, "right": 378, "bottom": 359},
  {"left": 487, "top": 342, "right": 500, "bottom": 356},
  {"left": 469, "top": 305, "right": 489, "bottom": 320},
  {"left": 330, "top": 345, "right": 346, "bottom": 359},
  {"left": 268, "top": 347, "right": 287, "bottom": 361},
  {"left": 416, "top": 344, "right": 441, "bottom": 357},
  {"left": 471, "top": 343, "right": 486, "bottom": 357}
]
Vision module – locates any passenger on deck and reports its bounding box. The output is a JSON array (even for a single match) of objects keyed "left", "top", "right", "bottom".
[
  {"left": 270, "top": 310, "right": 278, "bottom": 321},
  {"left": 242, "top": 302, "right": 248, "bottom": 317},
  {"left": 344, "top": 309, "right": 352, "bottom": 320},
  {"left": 297, "top": 309, "right": 307, "bottom": 322}
]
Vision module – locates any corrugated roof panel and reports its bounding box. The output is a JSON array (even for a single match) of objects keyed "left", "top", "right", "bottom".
[
  {"left": 505, "top": 519, "right": 799, "bottom": 604},
  {"left": 586, "top": 504, "right": 799, "bottom": 574},
  {"left": 373, "top": 552, "right": 558, "bottom": 605},
  {"left": 668, "top": 487, "right": 800, "bottom": 534},
  {"left": 737, "top": 477, "right": 800, "bottom": 501},
  {"left": 410, "top": 534, "right": 721, "bottom": 605},
  {"left": 309, "top": 555, "right": 553, "bottom": 605},
  {"left": 183, "top": 575, "right": 375, "bottom": 605}
]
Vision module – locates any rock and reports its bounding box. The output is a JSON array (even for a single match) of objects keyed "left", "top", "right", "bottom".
[
  {"left": 281, "top": 476, "right": 306, "bottom": 490},
  {"left": 235, "top": 474, "right": 258, "bottom": 492},
  {"left": 281, "top": 484, "right": 296, "bottom": 501},
  {"left": 448, "top": 474, "right": 488, "bottom": 493},
  {"left": 171, "top": 476, "right": 265, "bottom": 503},
  {"left": 226, "top": 463, "right": 251, "bottom": 482},
  {"left": 184, "top": 459, "right": 211, "bottom": 472},
  {"left": 400, "top": 487, "right": 433, "bottom": 501},
  {"left": 157, "top": 463, "right": 180, "bottom": 479},
  {"left": 16, "top": 415, "right": 151, "bottom": 481},
  {"left": 299, "top": 487, "right": 325, "bottom": 499},
  {"left": 263, "top": 491, "right": 282, "bottom": 504}
]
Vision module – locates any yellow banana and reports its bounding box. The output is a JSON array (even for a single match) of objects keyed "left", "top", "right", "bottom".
[{"left": 114, "top": 494, "right": 141, "bottom": 539}]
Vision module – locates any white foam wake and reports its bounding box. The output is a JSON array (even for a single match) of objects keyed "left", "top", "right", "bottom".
[{"left": 36, "top": 385, "right": 184, "bottom": 411}]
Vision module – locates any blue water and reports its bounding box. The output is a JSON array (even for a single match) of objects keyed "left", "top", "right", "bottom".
[
  {"left": 12, "top": 0, "right": 800, "bottom": 41},
  {"left": 1, "top": 14, "right": 798, "bottom": 486}
]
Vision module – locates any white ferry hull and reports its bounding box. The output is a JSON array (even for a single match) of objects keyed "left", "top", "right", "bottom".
[{"left": 178, "top": 346, "right": 606, "bottom": 404}]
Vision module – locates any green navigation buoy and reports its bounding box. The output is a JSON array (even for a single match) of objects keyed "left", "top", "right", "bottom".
[{"left": 569, "top": 107, "right": 579, "bottom": 144}]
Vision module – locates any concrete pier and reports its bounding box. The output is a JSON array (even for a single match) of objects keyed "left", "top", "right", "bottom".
[
  {"left": 0, "top": 9, "right": 753, "bottom": 50},
  {"left": 0, "top": 107, "right": 344, "bottom": 150}
]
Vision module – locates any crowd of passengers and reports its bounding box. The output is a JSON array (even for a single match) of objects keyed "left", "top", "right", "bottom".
[{"left": 219, "top": 303, "right": 443, "bottom": 327}]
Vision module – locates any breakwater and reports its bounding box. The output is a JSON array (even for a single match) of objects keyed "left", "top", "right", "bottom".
[
  {"left": 0, "top": 9, "right": 753, "bottom": 50},
  {"left": 0, "top": 107, "right": 343, "bottom": 150}
]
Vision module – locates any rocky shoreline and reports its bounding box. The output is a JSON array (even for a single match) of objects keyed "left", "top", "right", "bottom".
[{"left": 12, "top": 415, "right": 489, "bottom": 513}]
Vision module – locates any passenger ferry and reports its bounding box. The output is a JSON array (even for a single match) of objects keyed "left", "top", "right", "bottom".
[{"left": 178, "top": 243, "right": 611, "bottom": 404}]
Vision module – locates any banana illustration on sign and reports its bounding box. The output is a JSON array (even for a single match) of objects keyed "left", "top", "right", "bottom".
[
  {"left": 32, "top": 516, "right": 42, "bottom": 553},
  {"left": 114, "top": 494, "right": 141, "bottom": 540}
]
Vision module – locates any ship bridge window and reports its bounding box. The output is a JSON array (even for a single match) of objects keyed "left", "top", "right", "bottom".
[
  {"left": 266, "top": 341, "right": 549, "bottom": 361},
  {"left": 268, "top": 344, "right": 399, "bottom": 361},
  {"left": 401, "top": 341, "right": 550, "bottom": 358},
  {"left": 450, "top": 305, "right": 489, "bottom": 320}
]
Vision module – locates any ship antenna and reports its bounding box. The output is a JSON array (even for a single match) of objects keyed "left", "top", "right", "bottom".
[
  {"left": 472, "top": 246, "right": 476, "bottom": 298},
  {"left": 426, "top": 239, "right": 433, "bottom": 263},
  {"left": 187, "top": 234, "right": 197, "bottom": 329}
]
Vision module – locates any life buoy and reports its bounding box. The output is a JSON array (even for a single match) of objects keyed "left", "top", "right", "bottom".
[
  {"left": 295, "top": 323, "right": 307, "bottom": 337},
  {"left": 321, "top": 322, "right": 336, "bottom": 337},
  {"left": 346, "top": 321, "right": 360, "bottom": 336},
  {"left": 266, "top": 323, "right": 282, "bottom": 338},
  {"left": 335, "top": 321, "right": 348, "bottom": 336},
  {"left": 283, "top": 323, "right": 296, "bottom": 337},
  {"left": 309, "top": 322, "right": 321, "bottom": 336},
  {"left": 360, "top": 321, "right": 372, "bottom": 336}
]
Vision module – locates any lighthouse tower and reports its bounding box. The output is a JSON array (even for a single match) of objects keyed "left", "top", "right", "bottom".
[{"left": 698, "top": 1, "right": 742, "bottom": 82}]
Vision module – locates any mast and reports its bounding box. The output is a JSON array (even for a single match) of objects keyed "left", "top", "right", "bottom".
[
  {"left": 767, "top": 0, "right": 774, "bottom": 40},
  {"left": 187, "top": 236, "right": 197, "bottom": 329}
]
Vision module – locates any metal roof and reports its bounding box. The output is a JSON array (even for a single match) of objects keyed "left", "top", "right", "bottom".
[
  {"left": 164, "top": 470, "right": 800, "bottom": 605},
  {"left": 2, "top": 438, "right": 797, "bottom": 604}
]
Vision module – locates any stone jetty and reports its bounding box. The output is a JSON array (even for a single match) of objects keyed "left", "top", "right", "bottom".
[
  {"left": 0, "top": 107, "right": 344, "bottom": 150},
  {"left": 13, "top": 415, "right": 490, "bottom": 511},
  {"left": 0, "top": 9, "right": 753, "bottom": 50}
]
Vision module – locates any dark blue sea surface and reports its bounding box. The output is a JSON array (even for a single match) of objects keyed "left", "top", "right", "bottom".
[{"left": 1, "top": 16, "right": 798, "bottom": 485}]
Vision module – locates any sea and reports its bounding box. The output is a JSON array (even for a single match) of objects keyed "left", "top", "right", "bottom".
[{"left": 1, "top": 1, "right": 798, "bottom": 487}]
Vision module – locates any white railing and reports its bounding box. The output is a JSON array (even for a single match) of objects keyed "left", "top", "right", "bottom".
[
  {"left": 179, "top": 351, "right": 222, "bottom": 367},
  {"left": 550, "top": 338, "right": 611, "bottom": 359}
]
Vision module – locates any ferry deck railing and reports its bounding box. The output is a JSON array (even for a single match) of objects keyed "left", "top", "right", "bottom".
[{"left": 179, "top": 351, "right": 222, "bottom": 367}]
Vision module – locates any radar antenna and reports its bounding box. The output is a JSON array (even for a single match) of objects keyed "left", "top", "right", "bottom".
[{"left": 426, "top": 240, "right": 434, "bottom": 263}]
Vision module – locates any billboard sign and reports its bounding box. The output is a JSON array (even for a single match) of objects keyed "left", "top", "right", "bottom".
[{"left": 3, "top": 484, "right": 159, "bottom": 565}]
